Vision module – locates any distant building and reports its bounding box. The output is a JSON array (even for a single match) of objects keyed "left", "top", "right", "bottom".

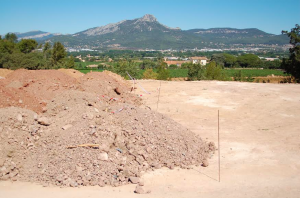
[
  {"left": 164, "top": 57, "right": 180, "bottom": 61},
  {"left": 86, "top": 64, "right": 98, "bottom": 68},
  {"left": 259, "top": 57, "right": 279, "bottom": 61},
  {"left": 164, "top": 60, "right": 188, "bottom": 67},
  {"left": 190, "top": 57, "right": 208, "bottom": 65}
]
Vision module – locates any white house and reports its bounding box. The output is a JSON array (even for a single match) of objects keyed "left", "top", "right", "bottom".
[{"left": 190, "top": 57, "right": 208, "bottom": 65}]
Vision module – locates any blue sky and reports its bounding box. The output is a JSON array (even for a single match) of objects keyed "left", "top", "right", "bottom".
[{"left": 0, "top": 0, "right": 299, "bottom": 35}]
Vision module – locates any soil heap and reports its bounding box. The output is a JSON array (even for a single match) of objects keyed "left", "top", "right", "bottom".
[{"left": 0, "top": 69, "right": 215, "bottom": 188}]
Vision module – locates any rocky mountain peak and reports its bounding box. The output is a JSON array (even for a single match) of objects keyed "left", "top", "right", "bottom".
[{"left": 139, "top": 14, "right": 157, "bottom": 22}]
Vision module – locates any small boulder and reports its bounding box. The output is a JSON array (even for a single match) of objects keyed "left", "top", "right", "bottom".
[
  {"left": 202, "top": 159, "right": 209, "bottom": 167},
  {"left": 114, "top": 87, "right": 121, "bottom": 95},
  {"left": 134, "top": 184, "right": 151, "bottom": 194},
  {"left": 38, "top": 117, "right": 50, "bottom": 126},
  {"left": 129, "top": 177, "right": 140, "bottom": 184},
  {"left": 62, "top": 124, "right": 73, "bottom": 130},
  {"left": 99, "top": 152, "right": 108, "bottom": 161}
]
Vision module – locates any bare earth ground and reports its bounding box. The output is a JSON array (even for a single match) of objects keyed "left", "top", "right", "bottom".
[{"left": 1, "top": 80, "right": 300, "bottom": 198}]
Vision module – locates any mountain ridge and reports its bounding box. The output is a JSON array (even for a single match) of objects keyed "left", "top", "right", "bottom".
[{"left": 5, "top": 14, "right": 289, "bottom": 49}]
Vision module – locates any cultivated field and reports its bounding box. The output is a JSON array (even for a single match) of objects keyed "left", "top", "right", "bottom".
[{"left": 1, "top": 78, "right": 300, "bottom": 198}]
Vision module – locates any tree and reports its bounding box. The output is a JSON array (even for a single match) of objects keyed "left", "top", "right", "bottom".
[
  {"left": 157, "top": 61, "right": 170, "bottom": 80},
  {"left": 65, "top": 55, "right": 75, "bottom": 68},
  {"left": 187, "top": 63, "right": 205, "bottom": 81},
  {"left": 211, "top": 54, "right": 225, "bottom": 67},
  {"left": 143, "top": 68, "right": 158, "bottom": 79},
  {"left": 237, "top": 54, "right": 261, "bottom": 68},
  {"left": 0, "top": 39, "right": 16, "bottom": 54},
  {"left": 110, "top": 60, "right": 141, "bottom": 79},
  {"left": 223, "top": 53, "right": 237, "bottom": 67},
  {"left": 281, "top": 24, "right": 300, "bottom": 81},
  {"left": 51, "top": 42, "right": 66, "bottom": 65},
  {"left": 205, "top": 61, "right": 227, "bottom": 80},
  {"left": 18, "top": 39, "right": 38, "bottom": 53},
  {"left": 4, "top": 33, "right": 18, "bottom": 43},
  {"left": 139, "top": 59, "right": 156, "bottom": 69},
  {"left": 43, "top": 42, "right": 51, "bottom": 53}
]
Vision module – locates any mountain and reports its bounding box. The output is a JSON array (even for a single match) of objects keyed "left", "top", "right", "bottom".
[
  {"left": 41, "top": 14, "right": 289, "bottom": 49},
  {"left": 14, "top": 31, "right": 61, "bottom": 40}
]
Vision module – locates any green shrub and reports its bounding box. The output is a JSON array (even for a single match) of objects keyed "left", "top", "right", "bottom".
[
  {"left": 187, "top": 63, "right": 205, "bottom": 81},
  {"left": 143, "top": 68, "right": 158, "bottom": 79},
  {"left": 157, "top": 62, "right": 170, "bottom": 80}
]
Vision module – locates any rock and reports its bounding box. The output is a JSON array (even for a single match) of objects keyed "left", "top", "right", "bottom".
[
  {"left": 62, "top": 124, "right": 73, "bottom": 130},
  {"left": 16, "top": 114, "right": 23, "bottom": 122},
  {"left": 134, "top": 185, "right": 150, "bottom": 194},
  {"left": 37, "top": 117, "right": 50, "bottom": 126},
  {"left": 33, "top": 114, "right": 38, "bottom": 121},
  {"left": 129, "top": 177, "right": 140, "bottom": 184},
  {"left": 99, "top": 152, "right": 108, "bottom": 161},
  {"left": 19, "top": 99, "right": 23, "bottom": 104},
  {"left": 114, "top": 87, "right": 121, "bottom": 95},
  {"left": 56, "top": 175, "right": 64, "bottom": 182},
  {"left": 70, "top": 180, "right": 78, "bottom": 187},
  {"left": 202, "top": 159, "right": 209, "bottom": 167},
  {"left": 134, "top": 185, "right": 144, "bottom": 194}
]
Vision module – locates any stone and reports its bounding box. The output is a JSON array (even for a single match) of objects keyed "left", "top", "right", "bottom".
[
  {"left": 114, "top": 87, "right": 121, "bottom": 95},
  {"left": 134, "top": 185, "right": 150, "bottom": 194},
  {"left": 62, "top": 124, "right": 73, "bottom": 130},
  {"left": 70, "top": 180, "right": 78, "bottom": 187},
  {"left": 56, "top": 175, "right": 64, "bottom": 182},
  {"left": 99, "top": 152, "right": 108, "bottom": 161},
  {"left": 37, "top": 117, "right": 50, "bottom": 126},
  {"left": 129, "top": 177, "right": 140, "bottom": 184},
  {"left": 33, "top": 114, "right": 38, "bottom": 121},
  {"left": 16, "top": 114, "right": 23, "bottom": 122},
  {"left": 202, "top": 159, "right": 209, "bottom": 167}
]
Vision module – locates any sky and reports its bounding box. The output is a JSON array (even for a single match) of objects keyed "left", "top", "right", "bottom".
[{"left": 0, "top": 0, "right": 299, "bottom": 35}]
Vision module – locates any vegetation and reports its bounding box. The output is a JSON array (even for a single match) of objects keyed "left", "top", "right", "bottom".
[
  {"left": 224, "top": 69, "right": 287, "bottom": 77},
  {"left": 187, "top": 61, "right": 229, "bottom": 81},
  {"left": 157, "top": 61, "right": 170, "bottom": 80},
  {"left": 143, "top": 68, "right": 158, "bottom": 79},
  {"left": 0, "top": 33, "right": 74, "bottom": 70},
  {"left": 108, "top": 60, "right": 141, "bottom": 79},
  {"left": 281, "top": 24, "right": 300, "bottom": 82}
]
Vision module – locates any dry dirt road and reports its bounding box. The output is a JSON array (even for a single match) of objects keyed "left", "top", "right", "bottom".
[{"left": 1, "top": 80, "right": 300, "bottom": 198}]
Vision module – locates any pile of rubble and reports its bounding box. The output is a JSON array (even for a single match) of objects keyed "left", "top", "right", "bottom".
[{"left": 0, "top": 69, "right": 215, "bottom": 192}]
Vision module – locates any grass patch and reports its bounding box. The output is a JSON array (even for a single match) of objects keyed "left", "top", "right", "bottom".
[{"left": 224, "top": 69, "right": 287, "bottom": 77}]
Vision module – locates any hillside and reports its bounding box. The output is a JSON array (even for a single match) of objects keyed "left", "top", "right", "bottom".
[
  {"left": 14, "top": 31, "right": 61, "bottom": 40},
  {"left": 13, "top": 14, "right": 289, "bottom": 49}
]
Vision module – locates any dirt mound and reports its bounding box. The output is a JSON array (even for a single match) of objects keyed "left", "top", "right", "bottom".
[
  {"left": 0, "top": 69, "right": 13, "bottom": 78},
  {"left": 0, "top": 90, "right": 214, "bottom": 187},
  {"left": 79, "top": 72, "right": 141, "bottom": 105},
  {"left": 0, "top": 69, "right": 215, "bottom": 188},
  {"left": 58, "top": 69, "right": 84, "bottom": 79},
  {"left": 0, "top": 69, "right": 140, "bottom": 113}
]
